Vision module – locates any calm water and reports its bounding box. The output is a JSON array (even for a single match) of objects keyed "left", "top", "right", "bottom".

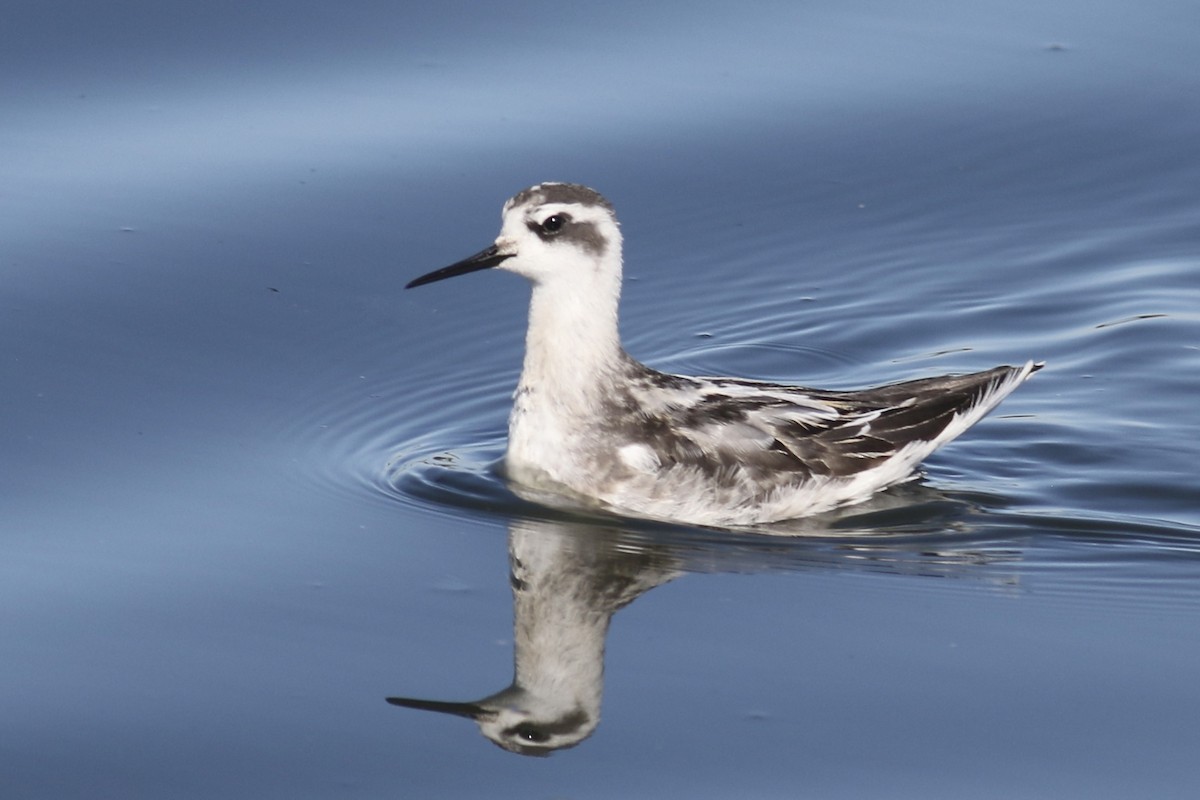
[{"left": 4, "top": 1, "right": 1199, "bottom": 797}]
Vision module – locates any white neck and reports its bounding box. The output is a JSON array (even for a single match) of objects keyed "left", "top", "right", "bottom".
[
  {"left": 503, "top": 522, "right": 618, "bottom": 724},
  {"left": 509, "top": 573, "right": 608, "bottom": 719},
  {"left": 517, "top": 253, "right": 625, "bottom": 412}
]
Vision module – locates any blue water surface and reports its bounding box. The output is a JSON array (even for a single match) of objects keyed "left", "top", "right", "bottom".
[{"left": 3, "top": 1, "right": 1199, "bottom": 798}]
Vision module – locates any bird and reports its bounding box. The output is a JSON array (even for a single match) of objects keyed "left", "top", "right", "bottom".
[{"left": 406, "top": 182, "right": 1041, "bottom": 527}]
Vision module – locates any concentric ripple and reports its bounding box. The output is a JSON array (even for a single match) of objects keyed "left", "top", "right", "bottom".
[{"left": 278, "top": 343, "right": 522, "bottom": 521}]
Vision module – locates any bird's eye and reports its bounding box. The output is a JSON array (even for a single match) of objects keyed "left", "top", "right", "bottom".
[
  {"left": 513, "top": 723, "right": 550, "bottom": 743},
  {"left": 541, "top": 214, "right": 567, "bottom": 234}
]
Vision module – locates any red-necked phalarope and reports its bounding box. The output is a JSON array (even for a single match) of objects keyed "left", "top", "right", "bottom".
[{"left": 406, "top": 182, "right": 1042, "bottom": 526}]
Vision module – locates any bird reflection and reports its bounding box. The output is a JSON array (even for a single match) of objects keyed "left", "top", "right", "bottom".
[
  {"left": 389, "top": 517, "right": 681, "bottom": 755},
  {"left": 389, "top": 491, "right": 1019, "bottom": 755}
]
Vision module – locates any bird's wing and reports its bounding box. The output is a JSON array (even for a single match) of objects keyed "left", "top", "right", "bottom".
[{"left": 676, "top": 366, "right": 1034, "bottom": 479}]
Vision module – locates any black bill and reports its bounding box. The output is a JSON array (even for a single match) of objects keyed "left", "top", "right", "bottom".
[
  {"left": 386, "top": 696, "right": 492, "bottom": 719},
  {"left": 406, "top": 244, "right": 513, "bottom": 289}
]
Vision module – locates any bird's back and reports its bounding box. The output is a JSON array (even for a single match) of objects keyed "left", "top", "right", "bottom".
[{"left": 580, "top": 360, "right": 1041, "bottom": 524}]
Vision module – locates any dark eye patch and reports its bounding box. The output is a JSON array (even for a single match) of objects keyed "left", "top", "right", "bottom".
[
  {"left": 525, "top": 212, "right": 608, "bottom": 255},
  {"left": 511, "top": 723, "right": 551, "bottom": 743}
]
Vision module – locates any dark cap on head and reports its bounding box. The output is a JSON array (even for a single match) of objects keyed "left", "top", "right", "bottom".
[{"left": 506, "top": 183, "right": 614, "bottom": 214}]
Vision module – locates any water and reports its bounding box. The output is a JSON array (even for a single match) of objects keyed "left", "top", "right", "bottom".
[{"left": 3, "top": 1, "right": 1199, "bottom": 797}]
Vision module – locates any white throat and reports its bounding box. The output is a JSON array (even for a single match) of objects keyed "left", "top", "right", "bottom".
[{"left": 516, "top": 243, "right": 626, "bottom": 411}]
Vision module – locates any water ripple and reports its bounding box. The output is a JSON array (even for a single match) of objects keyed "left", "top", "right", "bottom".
[{"left": 280, "top": 340, "right": 516, "bottom": 516}]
